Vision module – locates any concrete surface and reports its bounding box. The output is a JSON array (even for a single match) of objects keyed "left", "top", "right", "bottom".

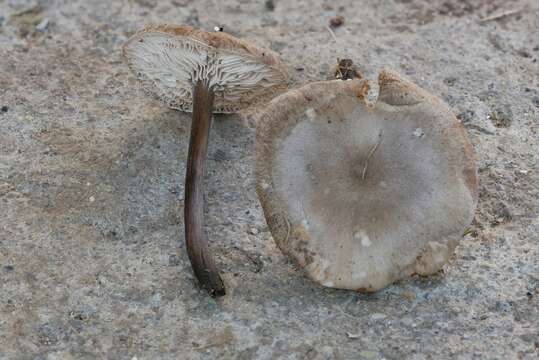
[{"left": 0, "top": 0, "right": 538, "bottom": 359}]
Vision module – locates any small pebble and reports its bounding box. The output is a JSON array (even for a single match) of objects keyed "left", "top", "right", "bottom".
[
  {"left": 89, "top": 196, "right": 95, "bottom": 203},
  {"left": 329, "top": 15, "right": 345, "bottom": 28},
  {"left": 444, "top": 76, "right": 457, "bottom": 86},
  {"left": 35, "top": 18, "right": 49, "bottom": 32},
  {"left": 213, "top": 149, "right": 228, "bottom": 162},
  {"left": 168, "top": 254, "right": 181, "bottom": 266},
  {"left": 248, "top": 227, "right": 259, "bottom": 235},
  {"left": 402, "top": 290, "right": 416, "bottom": 301},
  {"left": 1, "top": 106, "right": 8, "bottom": 113},
  {"left": 370, "top": 313, "right": 386, "bottom": 321},
  {"left": 265, "top": 0, "right": 275, "bottom": 11}
]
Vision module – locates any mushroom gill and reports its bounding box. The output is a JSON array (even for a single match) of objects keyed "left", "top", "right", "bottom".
[{"left": 124, "top": 32, "right": 287, "bottom": 113}]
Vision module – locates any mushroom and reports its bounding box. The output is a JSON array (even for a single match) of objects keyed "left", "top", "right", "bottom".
[
  {"left": 255, "top": 69, "right": 478, "bottom": 291},
  {"left": 123, "top": 24, "right": 288, "bottom": 296}
]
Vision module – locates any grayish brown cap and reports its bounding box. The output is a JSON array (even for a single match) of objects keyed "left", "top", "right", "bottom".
[
  {"left": 122, "top": 24, "right": 288, "bottom": 113},
  {"left": 255, "top": 69, "right": 478, "bottom": 292}
]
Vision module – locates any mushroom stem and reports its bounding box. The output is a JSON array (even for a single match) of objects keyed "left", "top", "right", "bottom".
[{"left": 184, "top": 80, "right": 226, "bottom": 297}]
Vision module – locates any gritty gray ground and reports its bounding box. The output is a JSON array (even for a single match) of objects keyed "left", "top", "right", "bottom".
[{"left": 0, "top": 0, "right": 538, "bottom": 359}]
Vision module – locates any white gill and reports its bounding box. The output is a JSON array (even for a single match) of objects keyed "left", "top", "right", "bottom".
[{"left": 126, "top": 33, "right": 285, "bottom": 112}]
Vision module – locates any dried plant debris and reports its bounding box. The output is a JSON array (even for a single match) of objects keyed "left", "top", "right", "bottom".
[
  {"left": 334, "top": 58, "right": 362, "bottom": 80},
  {"left": 8, "top": 5, "right": 45, "bottom": 38}
]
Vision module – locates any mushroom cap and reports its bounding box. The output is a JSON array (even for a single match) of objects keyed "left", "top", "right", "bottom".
[
  {"left": 255, "top": 69, "right": 478, "bottom": 291},
  {"left": 122, "top": 24, "right": 288, "bottom": 113}
]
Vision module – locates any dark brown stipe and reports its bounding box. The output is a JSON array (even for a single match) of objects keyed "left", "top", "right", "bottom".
[{"left": 184, "top": 80, "right": 226, "bottom": 297}]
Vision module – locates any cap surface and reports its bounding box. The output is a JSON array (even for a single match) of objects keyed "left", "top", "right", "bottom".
[
  {"left": 255, "top": 69, "right": 478, "bottom": 291},
  {"left": 122, "top": 24, "right": 288, "bottom": 113}
]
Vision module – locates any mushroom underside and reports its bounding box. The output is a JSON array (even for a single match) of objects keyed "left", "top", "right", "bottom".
[
  {"left": 124, "top": 32, "right": 287, "bottom": 113},
  {"left": 123, "top": 25, "right": 290, "bottom": 297},
  {"left": 256, "top": 75, "right": 477, "bottom": 291}
]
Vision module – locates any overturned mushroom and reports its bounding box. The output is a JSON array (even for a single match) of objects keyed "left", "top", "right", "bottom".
[
  {"left": 256, "top": 69, "right": 477, "bottom": 291},
  {"left": 123, "top": 25, "right": 288, "bottom": 296}
]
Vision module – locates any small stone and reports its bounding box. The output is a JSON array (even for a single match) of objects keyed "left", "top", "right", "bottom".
[
  {"left": 370, "top": 313, "right": 386, "bottom": 321},
  {"left": 519, "top": 333, "right": 536, "bottom": 343},
  {"left": 329, "top": 15, "right": 345, "bottom": 28},
  {"left": 185, "top": 13, "right": 200, "bottom": 27},
  {"left": 517, "top": 49, "right": 530, "bottom": 58},
  {"left": 213, "top": 149, "right": 229, "bottom": 162},
  {"left": 168, "top": 254, "right": 181, "bottom": 266},
  {"left": 69, "top": 318, "right": 84, "bottom": 332},
  {"left": 69, "top": 306, "right": 96, "bottom": 321},
  {"left": 1, "top": 106, "right": 8, "bottom": 113},
  {"left": 89, "top": 196, "right": 95, "bottom": 203},
  {"left": 413, "top": 128, "right": 424, "bottom": 138},
  {"left": 248, "top": 227, "right": 259, "bottom": 235},
  {"left": 305, "top": 108, "right": 316, "bottom": 120},
  {"left": 35, "top": 18, "right": 49, "bottom": 32},
  {"left": 402, "top": 290, "right": 416, "bottom": 301},
  {"left": 150, "top": 293, "right": 161, "bottom": 308},
  {"left": 37, "top": 322, "right": 65, "bottom": 346},
  {"left": 400, "top": 317, "right": 415, "bottom": 326},
  {"left": 456, "top": 109, "right": 474, "bottom": 123},
  {"left": 265, "top": 0, "right": 275, "bottom": 11},
  {"left": 444, "top": 76, "right": 457, "bottom": 86},
  {"left": 223, "top": 191, "right": 240, "bottom": 201},
  {"left": 3, "top": 265, "right": 14, "bottom": 272}
]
